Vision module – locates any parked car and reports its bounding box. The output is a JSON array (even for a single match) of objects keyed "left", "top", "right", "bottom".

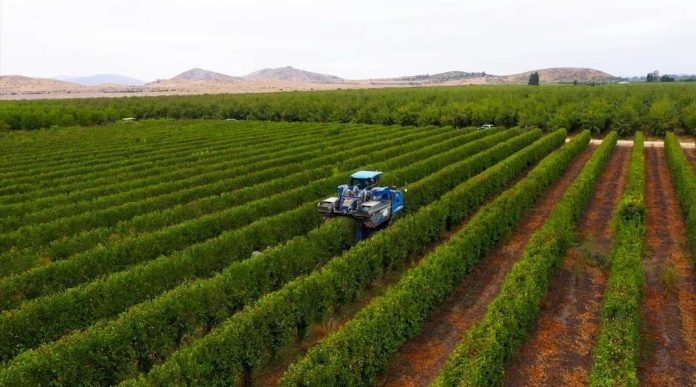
[{"left": 479, "top": 123, "right": 494, "bottom": 130}]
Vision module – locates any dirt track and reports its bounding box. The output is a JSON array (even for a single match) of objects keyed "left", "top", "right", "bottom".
[
  {"left": 503, "top": 145, "right": 631, "bottom": 386},
  {"left": 685, "top": 148, "right": 696, "bottom": 168},
  {"left": 638, "top": 147, "right": 696, "bottom": 386},
  {"left": 376, "top": 146, "right": 596, "bottom": 387}
]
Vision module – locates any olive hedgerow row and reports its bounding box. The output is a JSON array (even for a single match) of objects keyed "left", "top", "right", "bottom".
[
  {"left": 589, "top": 132, "right": 646, "bottom": 386},
  {"left": 0, "top": 129, "right": 531, "bottom": 363},
  {"left": 0, "top": 127, "right": 456, "bottom": 305},
  {"left": 0, "top": 219, "right": 355, "bottom": 384},
  {"left": 0, "top": 120, "right": 326, "bottom": 184},
  {"left": 0, "top": 122, "right": 368, "bottom": 206},
  {"left": 0, "top": 122, "right": 411, "bottom": 223},
  {"left": 0, "top": 126, "right": 487, "bottom": 276},
  {"left": 3, "top": 132, "right": 539, "bottom": 382},
  {"left": 432, "top": 131, "right": 616, "bottom": 386},
  {"left": 664, "top": 132, "right": 696, "bottom": 263},
  {"left": 0, "top": 119, "right": 251, "bottom": 171},
  {"left": 0, "top": 120, "right": 195, "bottom": 165},
  {"left": 282, "top": 130, "right": 592, "bottom": 385},
  {"left": 0, "top": 124, "right": 443, "bottom": 248},
  {"left": 118, "top": 130, "right": 564, "bottom": 386},
  {"left": 0, "top": 127, "right": 485, "bottom": 281},
  {"left": 0, "top": 120, "right": 241, "bottom": 178},
  {"left": 0, "top": 120, "right": 319, "bottom": 193},
  {"left": 0, "top": 122, "right": 381, "bottom": 205}
]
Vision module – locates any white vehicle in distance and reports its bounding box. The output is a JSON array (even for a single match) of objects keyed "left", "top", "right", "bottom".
[{"left": 478, "top": 123, "right": 495, "bottom": 130}]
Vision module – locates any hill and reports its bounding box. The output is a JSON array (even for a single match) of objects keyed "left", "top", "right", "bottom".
[
  {"left": 243, "top": 66, "right": 343, "bottom": 83},
  {"left": 55, "top": 74, "right": 146, "bottom": 86},
  {"left": 383, "top": 71, "right": 487, "bottom": 83},
  {"left": 496, "top": 67, "right": 616, "bottom": 83},
  {"left": 0, "top": 75, "right": 87, "bottom": 94},
  {"left": 170, "top": 68, "right": 241, "bottom": 82}
]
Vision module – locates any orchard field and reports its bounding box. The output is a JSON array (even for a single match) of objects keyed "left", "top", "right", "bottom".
[{"left": 0, "top": 84, "right": 695, "bottom": 386}]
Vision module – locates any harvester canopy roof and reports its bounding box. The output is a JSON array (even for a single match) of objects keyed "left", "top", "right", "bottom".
[{"left": 350, "top": 171, "right": 383, "bottom": 179}]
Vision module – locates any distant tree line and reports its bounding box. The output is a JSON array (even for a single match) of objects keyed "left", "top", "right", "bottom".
[
  {"left": 647, "top": 70, "right": 675, "bottom": 82},
  {"left": 1, "top": 84, "right": 695, "bottom": 137}
]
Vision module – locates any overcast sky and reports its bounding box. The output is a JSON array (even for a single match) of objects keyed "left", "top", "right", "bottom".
[{"left": 1, "top": 0, "right": 695, "bottom": 81}]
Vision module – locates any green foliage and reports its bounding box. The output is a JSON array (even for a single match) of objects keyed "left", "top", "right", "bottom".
[
  {"left": 581, "top": 98, "right": 612, "bottom": 135},
  {"left": 0, "top": 220, "right": 355, "bottom": 385},
  {"left": 0, "top": 126, "right": 493, "bottom": 310},
  {"left": 0, "top": 128, "right": 525, "bottom": 379},
  {"left": 528, "top": 71, "right": 540, "bottom": 86},
  {"left": 645, "top": 98, "right": 679, "bottom": 136},
  {"left": 589, "top": 132, "right": 646, "bottom": 386},
  {"left": 115, "top": 130, "right": 566, "bottom": 386},
  {"left": 282, "top": 131, "right": 590, "bottom": 386},
  {"left": 681, "top": 102, "right": 696, "bottom": 135},
  {"left": 664, "top": 132, "right": 696, "bottom": 262},
  {"left": 433, "top": 132, "right": 617, "bottom": 386},
  {"left": 2, "top": 84, "right": 695, "bottom": 135}
]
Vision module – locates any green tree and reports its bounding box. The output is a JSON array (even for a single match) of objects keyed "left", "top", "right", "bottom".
[
  {"left": 680, "top": 102, "right": 696, "bottom": 135},
  {"left": 528, "top": 71, "right": 540, "bottom": 86},
  {"left": 660, "top": 75, "right": 675, "bottom": 82},
  {"left": 646, "top": 98, "right": 678, "bottom": 135}
]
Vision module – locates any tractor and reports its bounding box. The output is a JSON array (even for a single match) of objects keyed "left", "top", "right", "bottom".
[{"left": 317, "top": 171, "right": 405, "bottom": 240}]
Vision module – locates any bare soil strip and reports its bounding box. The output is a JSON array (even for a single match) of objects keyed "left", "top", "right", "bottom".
[
  {"left": 375, "top": 146, "right": 596, "bottom": 387},
  {"left": 638, "top": 147, "right": 696, "bottom": 386},
  {"left": 251, "top": 255, "right": 417, "bottom": 386},
  {"left": 685, "top": 147, "right": 696, "bottom": 168},
  {"left": 503, "top": 145, "right": 632, "bottom": 386}
]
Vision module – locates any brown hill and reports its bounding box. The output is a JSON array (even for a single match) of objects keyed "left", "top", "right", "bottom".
[
  {"left": 0, "top": 75, "right": 87, "bottom": 94},
  {"left": 244, "top": 66, "right": 343, "bottom": 83},
  {"left": 495, "top": 67, "right": 616, "bottom": 83},
  {"left": 170, "top": 68, "right": 241, "bottom": 82}
]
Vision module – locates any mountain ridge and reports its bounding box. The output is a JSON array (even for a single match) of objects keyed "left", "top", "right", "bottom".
[
  {"left": 1, "top": 67, "right": 622, "bottom": 98},
  {"left": 54, "top": 74, "right": 146, "bottom": 86}
]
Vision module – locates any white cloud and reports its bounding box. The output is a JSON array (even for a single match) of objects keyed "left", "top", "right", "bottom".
[{"left": 1, "top": 0, "right": 694, "bottom": 80}]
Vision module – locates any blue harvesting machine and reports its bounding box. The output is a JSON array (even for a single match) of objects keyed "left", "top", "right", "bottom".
[{"left": 317, "top": 171, "right": 405, "bottom": 238}]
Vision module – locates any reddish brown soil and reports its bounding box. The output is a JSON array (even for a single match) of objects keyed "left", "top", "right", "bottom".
[
  {"left": 685, "top": 148, "right": 696, "bottom": 168},
  {"left": 503, "top": 145, "right": 632, "bottom": 386},
  {"left": 638, "top": 147, "right": 696, "bottom": 385},
  {"left": 250, "top": 257, "right": 418, "bottom": 386},
  {"left": 376, "top": 146, "right": 596, "bottom": 387}
]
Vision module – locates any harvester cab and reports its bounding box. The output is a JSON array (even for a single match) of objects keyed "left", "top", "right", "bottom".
[{"left": 318, "top": 171, "right": 405, "bottom": 239}]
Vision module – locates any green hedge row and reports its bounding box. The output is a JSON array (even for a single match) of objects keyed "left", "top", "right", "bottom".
[
  {"left": 0, "top": 120, "right": 253, "bottom": 183},
  {"left": 0, "top": 122, "right": 366, "bottom": 208},
  {"left": 0, "top": 127, "right": 484, "bottom": 277},
  {"left": 0, "top": 219, "right": 355, "bottom": 385},
  {"left": 433, "top": 131, "right": 616, "bottom": 386},
  {"left": 281, "top": 130, "right": 591, "bottom": 385},
  {"left": 0, "top": 121, "right": 319, "bottom": 195},
  {"left": 0, "top": 124, "right": 435, "bottom": 237},
  {"left": 0, "top": 121, "right": 331, "bottom": 186},
  {"left": 0, "top": 120, "right": 335, "bottom": 168},
  {"left": 0, "top": 128, "right": 521, "bottom": 359},
  {"left": 122, "top": 130, "right": 566, "bottom": 386},
  {"left": 0, "top": 120, "right": 218, "bottom": 167},
  {"left": 2, "top": 84, "right": 695, "bottom": 135},
  {"left": 0, "top": 128, "right": 505, "bottom": 306},
  {"left": 0, "top": 131, "right": 434, "bottom": 305},
  {"left": 0, "top": 129, "right": 537, "bottom": 382},
  {"left": 589, "top": 132, "right": 646, "bottom": 386},
  {"left": 664, "top": 132, "right": 696, "bottom": 263}
]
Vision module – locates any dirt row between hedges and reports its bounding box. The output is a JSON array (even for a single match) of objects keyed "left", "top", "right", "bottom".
[
  {"left": 503, "top": 145, "right": 631, "bottom": 386},
  {"left": 638, "top": 147, "right": 696, "bottom": 385},
  {"left": 376, "top": 146, "right": 597, "bottom": 387}
]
